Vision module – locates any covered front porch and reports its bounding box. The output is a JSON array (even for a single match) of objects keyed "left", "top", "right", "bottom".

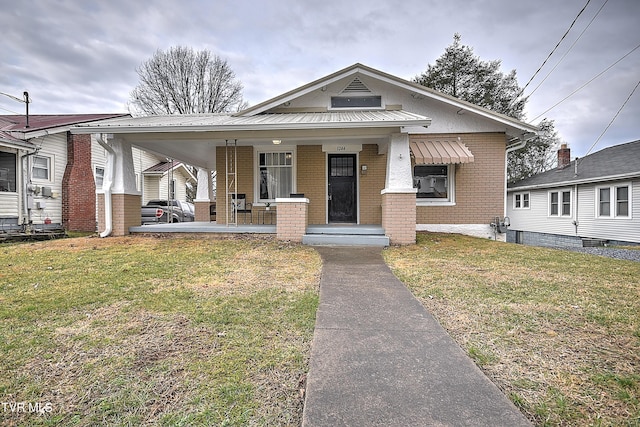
[{"left": 74, "top": 111, "right": 429, "bottom": 245}]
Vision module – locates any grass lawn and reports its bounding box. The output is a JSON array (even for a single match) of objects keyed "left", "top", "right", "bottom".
[
  {"left": 0, "top": 235, "right": 321, "bottom": 426},
  {"left": 384, "top": 233, "right": 640, "bottom": 427}
]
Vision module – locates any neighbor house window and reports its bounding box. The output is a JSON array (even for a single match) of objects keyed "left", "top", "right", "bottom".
[
  {"left": 597, "top": 183, "right": 631, "bottom": 218},
  {"left": 413, "top": 165, "right": 454, "bottom": 204},
  {"left": 549, "top": 190, "right": 571, "bottom": 217},
  {"left": 95, "top": 166, "right": 105, "bottom": 189},
  {"left": 514, "top": 192, "right": 530, "bottom": 209},
  {"left": 32, "top": 155, "right": 51, "bottom": 181},
  {"left": 257, "top": 149, "right": 294, "bottom": 201},
  {"left": 0, "top": 151, "right": 17, "bottom": 192}
]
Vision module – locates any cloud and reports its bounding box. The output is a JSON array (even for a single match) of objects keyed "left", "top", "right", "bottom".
[{"left": 1, "top": 0, "right": 637, "bottom": 156}]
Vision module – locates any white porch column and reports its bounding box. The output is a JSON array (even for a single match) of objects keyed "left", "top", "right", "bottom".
[
  {"left": 382, "top": 133, "right": 417, "bottom": 245},
  {"left": 194, "top": 167, "right": 212, "bottom": 222},
  {"left": 97, "top": 136, "right": 141, "bottom": 236}
]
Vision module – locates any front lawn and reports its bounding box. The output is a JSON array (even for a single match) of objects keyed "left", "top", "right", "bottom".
[
  {"left": 384, "top": 233, "right": 640, "bottom": 427},
  {"left": 0, "top": 236, "right": 321, "bottom": 426}
]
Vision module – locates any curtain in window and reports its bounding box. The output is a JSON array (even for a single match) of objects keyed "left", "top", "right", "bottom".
[{"left": 259, "top": 152, "right": 292, "bottom": 200}]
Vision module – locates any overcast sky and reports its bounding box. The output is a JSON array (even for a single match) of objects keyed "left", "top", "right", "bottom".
[{"left": 1, "top": 0, "right": 638, "bottom": 158}]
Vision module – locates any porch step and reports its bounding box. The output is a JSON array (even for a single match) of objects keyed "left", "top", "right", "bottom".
[{"left": 303, "top": 225, "right": 389, "bottom": 247}]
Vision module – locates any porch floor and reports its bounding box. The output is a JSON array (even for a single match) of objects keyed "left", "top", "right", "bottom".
[{"left": 129, "top": 222, "right": 389, "bottom": 246}]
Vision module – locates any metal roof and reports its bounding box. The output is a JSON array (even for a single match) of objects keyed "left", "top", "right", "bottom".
[
  {"left": 0, "top": 114, "right": 129, "bottom": 132},
  {"left": 508, "top": 140, "right": 640, "bottom": 190},
  {"left": 71, "top": 110, "right": 431, "bottom": 133}
]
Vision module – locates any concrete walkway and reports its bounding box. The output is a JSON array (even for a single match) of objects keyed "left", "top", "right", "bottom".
[{"left": 302, "top": 247, "right": 531, "bottom": 427}]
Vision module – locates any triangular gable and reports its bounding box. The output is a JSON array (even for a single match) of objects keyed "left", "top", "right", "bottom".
[{"left": 236, "top": 63, "right": 538, "bottom": 138}]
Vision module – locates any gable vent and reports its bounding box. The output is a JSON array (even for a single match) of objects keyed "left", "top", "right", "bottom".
[{"left": 341, "top": 77, "right": 372, "bottom": 94}]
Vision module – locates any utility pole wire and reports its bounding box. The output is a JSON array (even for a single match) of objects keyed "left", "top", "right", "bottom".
[
  {"left": 515, "top": 0, "right": 592, "bottom": 102},
  {"left": 531, "top": 43, "right": 640, "bottom": 122},
  {"left": 584, "top": 78, "right": 640, "bottom": 157},
  {"left": 524, "top": 0, "right": 608, "bottom": 101}
]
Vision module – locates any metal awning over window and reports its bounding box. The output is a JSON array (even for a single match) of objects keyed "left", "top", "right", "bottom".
[{"left": 410, "top": 138, "right": 475, "bottom": 164}]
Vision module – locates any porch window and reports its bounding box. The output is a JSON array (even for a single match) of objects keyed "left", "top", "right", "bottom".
[
  {"left": 414, "top": 165, "right": 453, "bottom": 204},
  {"left": 32, "top": 155, "right": 51, "bottom": 181},
  {"left": 0, "top": 151, "right": 17, "bottom": 192},
  {"left": 549, "top": 190, "right": 571, "bottom": 217},
  {"left": 257, "top": 150, "right": 294, "bottom": 201},
  {"left": 597, "top": 183, "right": 631, "bottom": 218},
  {"left": 514, "top": 192, "right": 530, "bottom": 209}
]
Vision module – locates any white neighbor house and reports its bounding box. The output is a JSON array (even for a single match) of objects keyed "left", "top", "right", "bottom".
[{"left": 507, "top": 140, "right": 640, "bottom": 247}]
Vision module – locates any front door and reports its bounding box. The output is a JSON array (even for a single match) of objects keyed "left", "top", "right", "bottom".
[{"left": 328, "top": 154, "right": 357, "bottom": 223}]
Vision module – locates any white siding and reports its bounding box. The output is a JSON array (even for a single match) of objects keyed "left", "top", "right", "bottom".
[
  {"left": 0, "top": 193, "right": 19, "bottom": 217},
  {"left": 508, "top": 187, "right": 576, "bottom": 236},
  {"left": 576, "top": 179, "right": 640, "bottom": 243},
  {"left": 144, "top": 177, "right": 161, "bottom": 204},
  {"left": 29, "top": 134, "right": 66, "bottom": 224},
  {"left": 509, "top": 180, "right": 640, "bottom": 244}
]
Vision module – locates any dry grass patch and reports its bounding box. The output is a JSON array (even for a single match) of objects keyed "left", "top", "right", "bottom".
[
  {"left": 0, "top": 235, "right": 321, "bottom": 426},
  {"left": 384, "top": 233, "right": 640, "bottom": 427}
]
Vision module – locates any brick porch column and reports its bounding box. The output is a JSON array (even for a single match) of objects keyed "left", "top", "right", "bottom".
[
  {"left": 96, "top": 136, "right": 140, "bottom": 236},
  {"left": 194, "top": 167, "right": 212, "bottom": 222},
  {"left": 276, "top": 197, "right": 309, "bottom": 242},
  {"left": 382, "top": 190, "right": 416, "bottom": 245},
  {"left": 382, "top": 132, "right": 417, "bottom": 245}
]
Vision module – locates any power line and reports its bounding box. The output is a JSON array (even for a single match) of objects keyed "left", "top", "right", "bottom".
[
  {"left": 531, "top": 42, "right": 640, "bottom": 122},
  {"left": 516, "top": 0, "right": 592, "bottom": 101},
  {"left": 584, "top": 78, "right": 640, "bottom": 157},
  {"left": 524, "top": 0, "right": 608, "bottom": 100},
  {"left": 0, "top": 105, "right": 21, "bottom": 115}
]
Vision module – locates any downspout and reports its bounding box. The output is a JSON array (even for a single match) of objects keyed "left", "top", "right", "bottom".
[
  {"left": 504, "top": 133, "right": 535, "bottom": 217},
  {"left": 19, "top": 148, "right": 38, "bottom": 225},
  {"left": 96, "top": 134, "right": 114, "bottom": 237}
]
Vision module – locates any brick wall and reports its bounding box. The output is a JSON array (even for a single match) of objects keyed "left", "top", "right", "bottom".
[
  {"left": 297, "top": 145, "right": 325, "bottom": 224},
  {"left": 111, "top": 193, "right": 141, "bottom": 236},
  {"left": 215, "top": 146, "right": 254, "bottom": 225},
  {"left": 359, "top": 144, "right": 387, "bottom": 224},
  {"left": 194, "top": 201, "right": 210, "bottom": 222},
  {"left": 276, "top": 200, "right": 308, "bottom": 242},
  {"left": 382, "top": 192, "right": 416, "bottom": 245},
  {"left": 62, "top": 133, "right": 96, "bottom": 231},
  {"left": 415, "top": 133, "right": 506, "bottom": 224}
]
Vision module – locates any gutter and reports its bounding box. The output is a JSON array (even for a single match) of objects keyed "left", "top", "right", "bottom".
[{"left": 96, "top": 134, "right": 114, "bottom": 237}]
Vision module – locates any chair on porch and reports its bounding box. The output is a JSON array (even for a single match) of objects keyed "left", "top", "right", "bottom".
[{"left": 231, "top": 194, "right": 252, "bottom": 224}]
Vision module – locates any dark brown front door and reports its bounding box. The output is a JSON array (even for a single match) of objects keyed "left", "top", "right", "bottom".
[{"left": 328, "top": 154, "right": 357, "bottom": 223}]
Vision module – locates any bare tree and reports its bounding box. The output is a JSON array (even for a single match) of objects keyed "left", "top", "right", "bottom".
[{"left": 129, "top": 46, "right": 246, "bottom": 115}]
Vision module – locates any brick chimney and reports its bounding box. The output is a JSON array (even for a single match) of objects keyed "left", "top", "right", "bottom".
[
  {"left": 62, "top": 132, "right": 97, "bottom": 231},
  {"left": 557, "top": 144, "right": 571, "bottom": 169}
]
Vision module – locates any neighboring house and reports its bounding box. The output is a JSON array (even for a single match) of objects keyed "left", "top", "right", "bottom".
[
  {"left": 0, "top": 114, "right": 195, "bottom": 233},
  {"left": 73, "top": 63, "right": 538, "bottom": 244},
  {"left": 507, "top": 141, "right": 640, "bottom": 247}
]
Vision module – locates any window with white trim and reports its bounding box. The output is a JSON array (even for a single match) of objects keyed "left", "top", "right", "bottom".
[
  {"left": 513, "top": 192, "right": 530, "bottom": 209},
  {"left": 413, "top": 165, "right": 454, "bottom": 204},
  {"left": 597, "top": 183, "right": 631, "bottom": 218},
  {"left": 32, "top": 155, "right": 51, "bottom": 181},
  {"left": 549, "top": 190, "right": 571, "bottom": 217},
  {"left": 95, "top": 166, "right": 105, "bottom": 189},
  {"left": 256, "top": 149, "right": 294, "bottom": 202},
  {"left": 0, "top": 151, "right": 17, "bottom": 192}
]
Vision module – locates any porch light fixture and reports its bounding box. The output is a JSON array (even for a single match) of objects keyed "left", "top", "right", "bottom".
[{"left": 272, "top": 139, "right": 282, "bottom": 145}]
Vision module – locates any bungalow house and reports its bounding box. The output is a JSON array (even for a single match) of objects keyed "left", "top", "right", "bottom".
[
  {"left": 72, "top": 63, "right": 538, "bottom": 245},
  {"left": 0, "top": 114, "right": 195, "bottom": 234},
  {"left": 506, "top": 140, "right": 640, "bottom": 247}
]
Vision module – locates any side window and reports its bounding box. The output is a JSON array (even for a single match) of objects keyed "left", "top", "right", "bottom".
[
  {"left": 32, "top": 155, "right": 51, "bottom": 181},
  {"left": 0, "top": 151, "right": 17, "bottom": 192},
  {"left": 95, "top": 166, "right": 105, "bottom": 189}
]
